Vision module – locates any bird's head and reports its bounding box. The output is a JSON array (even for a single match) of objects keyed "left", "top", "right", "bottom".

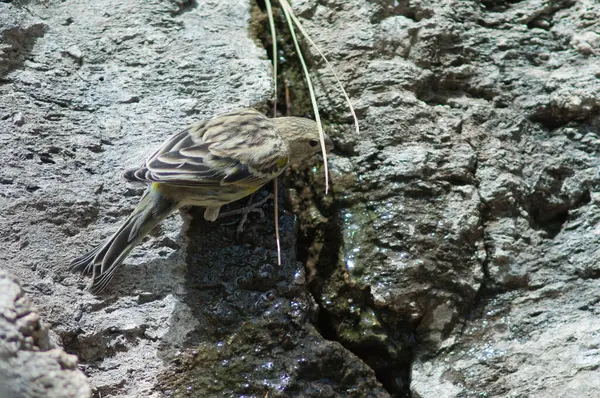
[{"left": 274, "top": 117, "right": 334, "bottom": 164}]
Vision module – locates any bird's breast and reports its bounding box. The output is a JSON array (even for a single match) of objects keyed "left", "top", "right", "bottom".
[{"left": 154, "top": 183, "right": 262, "bottom": 207}]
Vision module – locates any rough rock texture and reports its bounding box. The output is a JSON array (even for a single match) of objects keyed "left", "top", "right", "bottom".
[
  {"left": 4, "top": 0, "right": 600, "bottom": 397},
  {"left": 0, "top": 271, "right": 91, "bottom": 398},
  {"left": 291, "top": 0, "right": 600, "bottom": 396},
  {"left": 0, "top": 0, "right": 385, "bottom": 397}
]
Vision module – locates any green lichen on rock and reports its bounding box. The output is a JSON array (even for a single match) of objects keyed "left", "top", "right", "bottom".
[{"left": 158, "top": 317, "right": 389, "bottom": 397}]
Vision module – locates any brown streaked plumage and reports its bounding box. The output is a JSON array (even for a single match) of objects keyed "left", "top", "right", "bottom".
[{"left": 71, "top": 108, "right": 333, "bottom": 293}]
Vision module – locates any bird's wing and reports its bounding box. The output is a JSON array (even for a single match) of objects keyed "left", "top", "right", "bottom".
[{"left": 124, "top": 109, "right": 289, "bottom": 188}]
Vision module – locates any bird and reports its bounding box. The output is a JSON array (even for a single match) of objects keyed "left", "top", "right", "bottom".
[{"left": 71, "top": 108, "right": 334, "bottom": 293}]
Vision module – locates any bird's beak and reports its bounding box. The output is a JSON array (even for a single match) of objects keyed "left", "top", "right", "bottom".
[{"left": 324, "top": 134, "right": 335, "bottom": 152}]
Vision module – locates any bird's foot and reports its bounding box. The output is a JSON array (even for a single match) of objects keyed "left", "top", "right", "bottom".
[{"left": 218, "top": 193, "right": 274, "bottom": 234}]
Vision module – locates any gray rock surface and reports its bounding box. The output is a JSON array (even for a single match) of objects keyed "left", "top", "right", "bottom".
[
  {"left": 1, "top": 0, "right": 385, "bottom": 397},
  {"left": 291, "top": 0, "right": 600, "bottom": 396},
  {"left": 4, "top": 0, "right": 600, "bottom": 397},
  {"left": 0, "top": 271, "right": 91, "bottom": 398}
]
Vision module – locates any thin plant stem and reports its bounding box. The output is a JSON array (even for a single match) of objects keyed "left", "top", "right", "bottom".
[
  {"left": 280, "top": 0, "right": 330, "bottom": 193},
  {"left": 278, "top": 0, "right": 359, "bottom": 135},
  {"left": 264, "top": 0, "right": 278, "bottom": 116},
  {"left": 266, "top": 0, "right": 281, "bottom": 266},
  {"left": 274, "top": 178, "right": 281, "bottom": 266}
]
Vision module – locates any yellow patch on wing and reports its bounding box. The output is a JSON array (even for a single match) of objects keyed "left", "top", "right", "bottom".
[
  {"left": 245, "top": 185, "right": 261, "bottom": 195},
  {"left": 276, "top": 156, "right": 288, "bottom": 169}
]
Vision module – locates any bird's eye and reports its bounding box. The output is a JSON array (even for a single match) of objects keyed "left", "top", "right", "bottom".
[{"left": 309, "top": 139, "right": 319, "bottom": 147}]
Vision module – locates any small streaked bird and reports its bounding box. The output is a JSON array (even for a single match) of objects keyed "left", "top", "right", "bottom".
[{"left": 71, "top": 108, "right": 334, "bottom": 293}]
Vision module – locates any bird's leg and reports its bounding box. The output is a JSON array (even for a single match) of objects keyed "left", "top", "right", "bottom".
[
  {"left": 204, "top": 206, "right": 221, "bottom": 221},
  {"left": 218, "top": 193, "right": 274, "bottom": 234}
]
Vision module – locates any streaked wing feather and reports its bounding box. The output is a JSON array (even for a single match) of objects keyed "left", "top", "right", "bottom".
[
  {"left": 125, "top": 109, "right": 289, "bottom": 187},
  {"left": 221, "top": 165, "right": 271, "bottom": 187}
]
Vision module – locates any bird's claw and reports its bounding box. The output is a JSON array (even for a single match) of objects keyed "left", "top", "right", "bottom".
[{"left": 218, "top": 193, "right": 274, "bottom": 234}]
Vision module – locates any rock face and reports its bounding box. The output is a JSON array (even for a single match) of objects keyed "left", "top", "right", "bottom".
[
  {"left": 290, "top": 0, "right": 600, "bottom": 396},
  {"left": 0, "top": 272, "right": 91, "bottom": 398},
  {"left": 1, "top": 0, "right": 386, "bottom": 397},
  {"left": 2, "top": 0, "right": 600, "bottom": 397}
]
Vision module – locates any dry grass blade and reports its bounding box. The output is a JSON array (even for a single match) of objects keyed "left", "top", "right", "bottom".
[
  {"left": 264, "top": 0, "right": 278, "bottom": 116},
  {"left": 274, "top": 178, "right": 281, "bottom": 266},
  {"left": 279, "top": 0, "right": 330, "bottom": 193},
  {"left": 265, "top": 0, "right": 281, "bottom": 265},
  {"left": 278, "top": 0, "right": 359, "bottom": 135}
]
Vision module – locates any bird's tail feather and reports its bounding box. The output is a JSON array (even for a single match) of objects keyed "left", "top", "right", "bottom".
[{"left": 71, "top": 186, "right": 178, "bottom": 293}]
